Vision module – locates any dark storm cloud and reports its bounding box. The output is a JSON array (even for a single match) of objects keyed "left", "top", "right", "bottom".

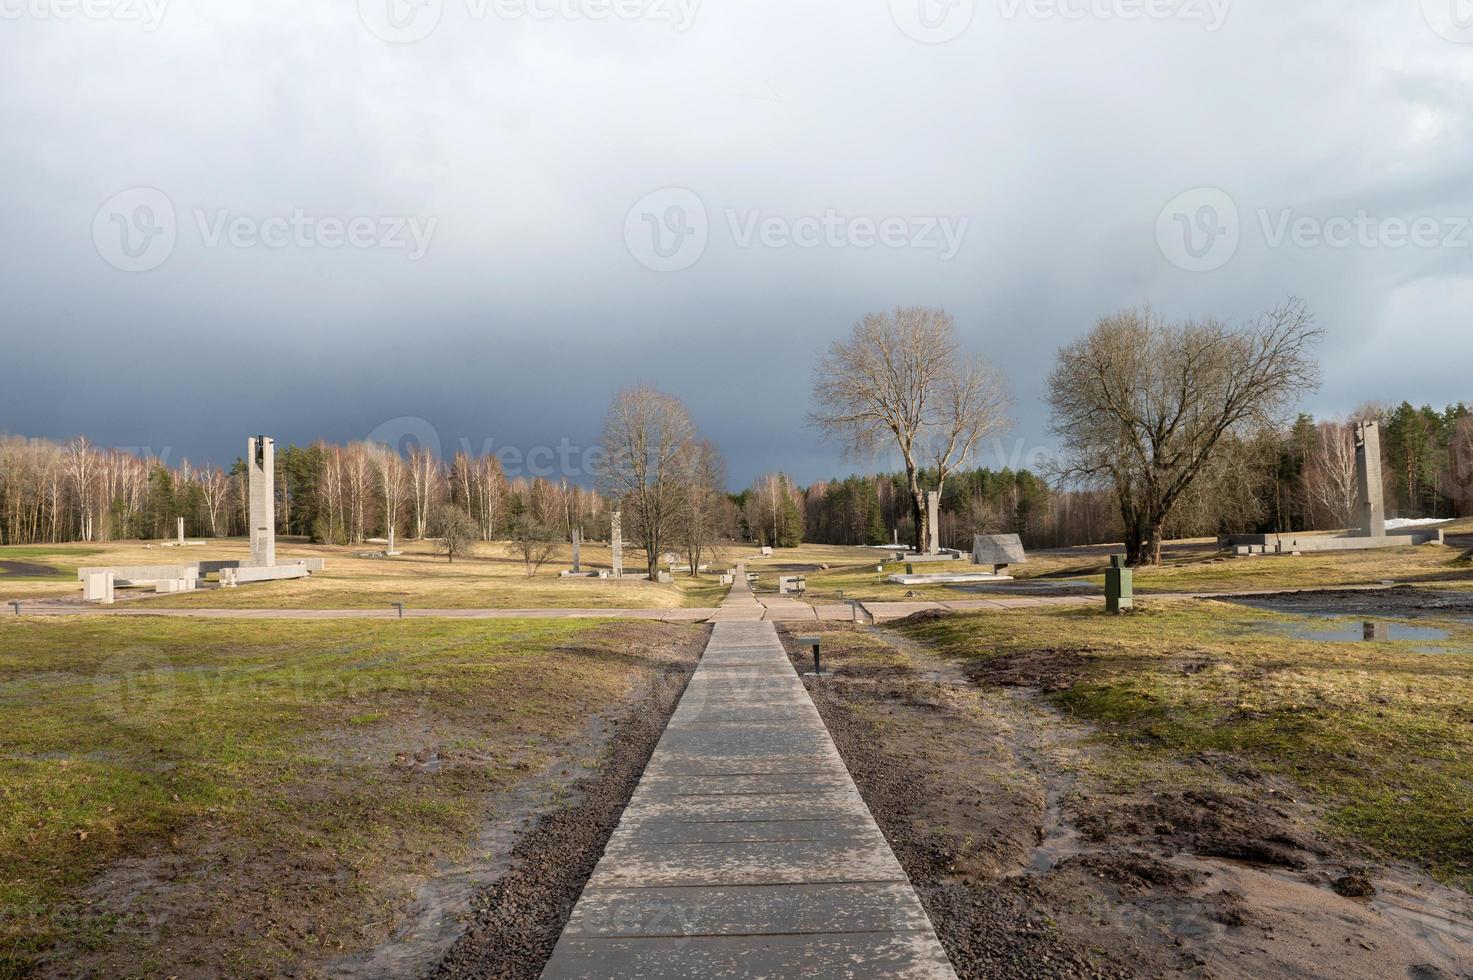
[{"left": 1, "top": 0, "right": 1470, "bottom": 486}]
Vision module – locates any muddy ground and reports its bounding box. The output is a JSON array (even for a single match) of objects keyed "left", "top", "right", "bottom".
[
  {"left": 782, "top": 622, "right": 1473, "bottom": 980},
  {"left": 1224, "top": 585, "right": 1473, "bottom": 618}
]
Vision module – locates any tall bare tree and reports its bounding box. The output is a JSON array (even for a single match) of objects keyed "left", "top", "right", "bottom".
[
  {"left": 811, "top": 307, "right": 1011, "bottom": 551},
  {"left": 63, "top": 437, "right": 99, "bottom": 542},
  {"left": 1048, "top": 298, "right": 1322, "bottom": 565},
  {"left": 407, "top": 444, "right": 442, "bottom": 539},
  {"left": 679, "top": 439, "right": 727, "bottom": 576},
  {"left": 600, "top": 385, "right": 696, "bottom": 578},
  {"left": 1303, "top": 420, "right": 1359, "bottom": 529},
  {"left": 199, "top": 465, "right": 231, "bottom": 537},
  {"left": 369, "top": 443, "right": 410, "bottom": 547}
]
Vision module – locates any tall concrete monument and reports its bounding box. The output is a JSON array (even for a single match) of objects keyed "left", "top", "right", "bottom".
[
  {"left": 925, "top": 491, "right": 940, "bottom": 555},
  {"left": 1355, "top": 420, "right": 1385, "bottom": 538},
  {"left": 571, "top": 528, "right": 582, "bottom": 573},
  {"left": 610, "top": 510, "right": 623, "bottom": 578},
  {"left": 248, "top": 435, "right": 275, "bottom": 567}
]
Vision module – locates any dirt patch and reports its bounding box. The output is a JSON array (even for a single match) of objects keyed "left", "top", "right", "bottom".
[
  {"left": 782, "top": 622, "right": 1473, "bottom": 980},
  {"left": 0, "top": 559, "right": 64, "bottom": 577},
  {"left": 429, "top": 631, "right": 704, "bottom": 980}
]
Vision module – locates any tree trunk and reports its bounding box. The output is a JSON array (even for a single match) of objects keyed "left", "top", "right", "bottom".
[{"left": 909, "top": 485, "right": 926, "bottom": 552}]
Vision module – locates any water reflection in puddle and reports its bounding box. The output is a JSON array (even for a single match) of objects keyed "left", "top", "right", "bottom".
[{"left": 1245, "top": 618, "right": 1456, "bottom": 653}]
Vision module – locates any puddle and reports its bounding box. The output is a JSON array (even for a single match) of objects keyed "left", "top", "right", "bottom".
[
  {"left": 948, "top": 578, "right": 1101, "bottom": 595},
  {"left": 1234, "top": 616, "right": 1460, "bottom": 654}
]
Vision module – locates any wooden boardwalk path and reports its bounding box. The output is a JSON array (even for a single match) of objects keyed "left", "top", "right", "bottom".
[{"left": 540, "top": 573, "right": 955, "bottom": 978}]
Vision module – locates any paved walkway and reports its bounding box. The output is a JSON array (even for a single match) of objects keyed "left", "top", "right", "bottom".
[
  {"left": 540, "top": 573, "right": 956, "bottom": 978},
  {"left": 7, "top": 582, "right": 1403, "bottom": 623}
]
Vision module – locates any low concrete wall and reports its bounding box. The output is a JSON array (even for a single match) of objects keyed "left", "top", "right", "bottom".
[
  {"left": 1222, "top": 530, "right": 1444, "bottom": 555},
  {"left": 77, "top": 564, "right": 199, "bottom": 585},
  {"left": 219, "top": 565, "right": 311, "bottom": 586}
]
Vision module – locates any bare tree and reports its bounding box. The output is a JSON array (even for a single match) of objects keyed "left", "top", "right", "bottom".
[
  {"left": 63, "top": 437, "right": 99, "bottom": 542},
  {"left": 679, "top": 439, "right": 727, "bottom": 576},
  {"left": 600, "top": 386, "right": 696, "bottom": 579},
  {"left": 369, "top": 443, "right": 410, "bottom": 548},
  {"left": 1453, "top": 415, "right": 1473, "bottom": 518},
  {"left": 811, "top": 307, "right": 1011, "bottom": 551},
  {"left": 1048, "top": 298, "right": 1322, "bottom": 565},
  {"left": 1303, "top": 420, "right": 1359, "bottom": 529},
  {"left": 407, "top": 445, "right": 442, "bottom": 539},
  {"left": 510, "top": 513, "right": 559, "bottom": 576},
  {"left": 199, "top": 465, "right": 231, "bottom": 537},
  {"left": 425, "top": 504, "right": 477, "bottom": 563}
]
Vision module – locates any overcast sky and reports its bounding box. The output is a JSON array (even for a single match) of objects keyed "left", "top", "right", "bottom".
[{"left": 2, "top": 0, "right": 1471, "bottom": 486}]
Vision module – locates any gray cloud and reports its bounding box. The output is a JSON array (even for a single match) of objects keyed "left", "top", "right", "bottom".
[{"left": 1, "top": 0, "right": 1470, "bottom": 485}]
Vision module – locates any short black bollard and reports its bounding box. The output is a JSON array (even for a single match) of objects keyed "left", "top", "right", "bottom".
[
  {"left": 797, "top": 635, "right": 822, "bottom": 675},
  {"left": 9, "top": 601, "right": 21, "bottom": 616},
  {"left": 392, "top": 601, "right": 405, "bottom": 619}
]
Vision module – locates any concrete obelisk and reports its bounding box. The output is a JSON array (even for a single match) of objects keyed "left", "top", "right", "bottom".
[
  {"left": 248, "top": 435, "right": 276, "bottom": 567},
  {"left": 1354, "top": 420, "right": 1385, "bottom": 538}
]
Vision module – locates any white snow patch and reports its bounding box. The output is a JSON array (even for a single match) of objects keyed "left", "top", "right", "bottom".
[{"left": 1385, "top": 517, "right": 1451, "bottom": 530}]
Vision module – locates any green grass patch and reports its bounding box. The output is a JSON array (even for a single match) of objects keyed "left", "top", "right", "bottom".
[{"left": 0, "top": 615, "right": 701, "bottom": 974}]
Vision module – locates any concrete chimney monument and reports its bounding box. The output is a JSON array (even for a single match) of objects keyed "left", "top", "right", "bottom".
[
  {"left": 248, "top": 435, "right": 275, "bottom": 566},
  {"left": 1354, "top": 420, "right": 1385, "bottom": 538}
]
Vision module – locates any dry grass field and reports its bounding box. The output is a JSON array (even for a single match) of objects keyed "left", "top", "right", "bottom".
[{"left": 0, "top": 538, "right": 735, "bottom": 610}]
